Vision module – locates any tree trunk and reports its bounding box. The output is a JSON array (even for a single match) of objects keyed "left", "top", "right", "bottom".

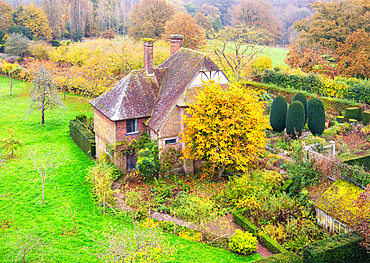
[
  {"left": 42, "top": 183, "right": 45, "bottom": 204},
  {"left": 217, "top": 166, "right": 225, "bottom": 180},
  {"left": 41, "top": 108, "right": 45, "bottom": 124}
]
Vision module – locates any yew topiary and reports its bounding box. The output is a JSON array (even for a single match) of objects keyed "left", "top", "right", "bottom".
[
  {"left": 270, "top": 94, "right": 288, "bottom": 133},
  {"left": 292, "top": 92, "right": 307, "bottom": 123},
  {"left": 307, "top": 98, "right": 326, "bottom": 136},
  {"left": 286, "top": 101, "right": 305, "bottom": 138}
]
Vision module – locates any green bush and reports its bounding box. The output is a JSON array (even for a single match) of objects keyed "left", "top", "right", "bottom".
[
  {"left": 362, "top": 111, "right": 370, "bottom": 125},
  {"left": 302, "top": 232, "right": 370, "bottom": 263},
  {"left": 232, "top": 211, "right": 259, "bottom": 236},
  {"left": 287, "top": 160, "right": 321, "bottom": 196},
  {"left": 307, "top": 98, "right": 326, "bottom": 136},
  {"left": 253, "top": 252, "right": 302, "bottom": 263},
  {"left": 7, "top": 25, "right": 33, "bottom": 40},
  {"left": 258, "top": 232, "right": 288, "bottom": 254},
  {"left": 136, "top": 140, "right": 159, "bottom": 180},
  {"left": 0, "top": 30, "right": 5, "bottom": 44},
  {"left": 345, "top": 107, "right": 361, "bottom": 121},
  {"left": 292, "top": 93, "right": 307, "bottom": 123},
  {"left": 229, "top": 229, "right": 257, "bottom": 255},
  {"left": 270, "top": 94, "right": 288, "bottom": 133},
  {"left": 49, "top": 40, "right": 61, "bottom": 47},
  {"left": 286, "top": 101, "right": 305, "bottom": 138}
]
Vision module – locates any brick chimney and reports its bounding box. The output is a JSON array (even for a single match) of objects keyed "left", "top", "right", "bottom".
[
  {"left": 143, "top": 39, "right": 154, "bottom": 75},
  {"left": 170, "top": 34, "right": 184, "bottom": 56}
]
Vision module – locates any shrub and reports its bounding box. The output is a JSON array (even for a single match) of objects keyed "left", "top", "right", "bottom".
[
  {"left": 286, "top": 101, "right": 305, "bottom": 138},
  {"left": 232, "top": 211, "right": 259, "bottom": 236},
  {"left": 159, "top": 146, "right": 181, "bottom": 175},
  {"left": 287, "top": 160, "right": 321, "bottom": 196},
  {"left": 29, "top": 41, "right": 52, "bottom": 60},
  {"left": 229, "top": 229, "right": 257, "bottom": 255},
  {"left": 302, "top": 232, "right": 370, "bottom": 263},
  {"left": 345, "top": 107, "right": 361, "bottom": 121},
  {"left": 49, "top": 40, "right": 61, "bottom": 47},
  {"left": 5, "top": 33, "right": 30, "bottom": 57},
  {"left": 292, "top": 93, "right": 307, "bottom": 123},
  {"left": 102, "top": 29, "right": 116, "bottom": 39},
  {"left": 270, "top": 94, "right": 288, "bottom": 132},
  {"left": 362, "top": 111, "right": 370, "bottom": 126},
  {"left": 7, "top": 25, "right": 33, "bottom": 40},
  {"left": 307, "top": 98, "right": 326, "bottom": 136},
  {"left": 136, "top": 140, "right": 159, "bottom": 180},
  {"left": 0, "top": 30, "right": 5, "bottom": 44}
]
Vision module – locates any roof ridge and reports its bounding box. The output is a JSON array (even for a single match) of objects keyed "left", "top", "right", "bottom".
[{"left": 180, "top": 47, "right": 206, "bottom": 56}]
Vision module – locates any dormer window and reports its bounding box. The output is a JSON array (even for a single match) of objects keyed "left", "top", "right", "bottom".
[{"left": 126, "top": 119, "right": 138, "bottom": 134}]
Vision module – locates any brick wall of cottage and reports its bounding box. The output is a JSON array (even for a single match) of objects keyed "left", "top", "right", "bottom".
[
  {"left": 94, "top": 109, "right": 116, "bottom": 160},
  {"left": 115, "top": 117, "right": 148, "bottom": 142}
]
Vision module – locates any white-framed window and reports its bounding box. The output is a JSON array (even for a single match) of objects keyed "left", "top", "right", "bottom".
[
  {"left": 126, "top": 119, "right": 138, "bottom": 134},
  {"left": 105, "top": 144, "right": 114, "bottom": 158},
  {"left": 165, "top": 138, "right": 177, "bottom": 145}
]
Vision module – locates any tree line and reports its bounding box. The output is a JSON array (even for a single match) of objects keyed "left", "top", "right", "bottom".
[{"left": 0, "top": 0, "right": 322, "bottom": 45}]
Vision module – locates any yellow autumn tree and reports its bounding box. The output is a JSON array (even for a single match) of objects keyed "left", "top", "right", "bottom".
[
  {"left": 0, "top": 0, "right": 13, "bottom": 32},
  {"left": 16, "top": 4, "right": 52, "bottom": 40},
  {"left": 182, "top": 81, "right": 269, "bottom": 180}
]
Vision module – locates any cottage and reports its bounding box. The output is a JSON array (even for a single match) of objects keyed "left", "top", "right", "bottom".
[{"left": 89, "top": 35, "right": 229, "bottom": 174}]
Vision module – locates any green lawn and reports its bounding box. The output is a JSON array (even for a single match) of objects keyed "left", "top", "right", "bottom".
[
  {"left": 0, "top": 76, "right": 262, "bottom": 262},
  {"left": 261, "top": 46, "right": 288, "bottom": 66}
]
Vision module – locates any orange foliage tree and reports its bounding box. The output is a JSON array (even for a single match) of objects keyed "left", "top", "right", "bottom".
[
  {"left": 182, "top": 81, "right": 269, "bottom": 180},
  {"left": 337, "top": 29, "right": 370, "bottom": 79},
  {"left": 163, "top": 12, "right": 206, "bottom": 49}
]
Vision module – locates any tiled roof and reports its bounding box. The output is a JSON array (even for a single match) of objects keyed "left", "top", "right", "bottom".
[
  {"left": 90, "top": 48, "right": 220, "bottom": 128},
  {"left": 89, "top": 70, "right": 160, "bottom": 121},
  {"left": 148, "top": 48, "right": 220, "bottom": 131}
]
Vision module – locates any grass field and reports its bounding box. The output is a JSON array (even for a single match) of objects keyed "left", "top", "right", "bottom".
[
  {"left": 261, "top": 46, "right": 288, "bottom": 66},
  {"left": 0, "top": 76, "right": 262, "bottom": 262}
]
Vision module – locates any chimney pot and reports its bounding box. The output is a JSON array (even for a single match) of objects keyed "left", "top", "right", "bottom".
[
  {"left": 143, "top": 39, "right": 154, "bottom": 75},
  {"left": 170, "top": 34, "right": 184, "bottom": 56}
]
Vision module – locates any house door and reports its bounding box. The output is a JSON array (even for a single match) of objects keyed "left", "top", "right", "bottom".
[{"left": 126, "top": 150, "right": 137, "bottom": 171}]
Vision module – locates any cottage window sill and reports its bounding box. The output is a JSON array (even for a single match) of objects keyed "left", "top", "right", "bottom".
[{"left": 126, "top": 132, "right": 139, "bottom": 136}]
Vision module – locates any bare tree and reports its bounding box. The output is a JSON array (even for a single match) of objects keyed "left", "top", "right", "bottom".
[
  {"left": 42, "top": 0, "right": 62, "bottom": 39},
  {"left": 29, "top": 150, "right": 59, "bottom": 204},
  {"left": 29, "top": 66, "right": 64, "bottom": 125},
  {"left": 89, "top": 223, "right": 176, "bottom": 262},
  {"left": 69, "top": 0, "right": 88, "bottom": 39},
  {"left": 13, "top": 228, "right": 46, "bottom": 263},
  {"left": 208, "top": 24, "right": 272, "bottom": 82}
]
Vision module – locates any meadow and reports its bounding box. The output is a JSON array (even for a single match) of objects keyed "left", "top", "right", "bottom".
[{"left": 0, "top": 76, "right": 262, "bottom": 262}]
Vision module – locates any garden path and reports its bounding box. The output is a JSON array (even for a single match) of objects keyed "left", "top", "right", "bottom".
[{"left": 149, "top": 211, "right": 274, "bottom": 258}]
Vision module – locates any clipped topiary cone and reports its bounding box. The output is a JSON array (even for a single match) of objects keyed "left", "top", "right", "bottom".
[
  {"left": 292, "top": 92, "right": 307, "bottom": 124},
  {"left": 270, "top": 94, "right": 288, "bottom": 133},
  {"left": 286, "top": 101, "right": 305, "bottom": 138},
  {"left": 307, "top": 98, "right": 326, "bottom": 136}
]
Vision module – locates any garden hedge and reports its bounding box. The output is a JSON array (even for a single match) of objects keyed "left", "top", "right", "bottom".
[
  {"left": 270, "top": 95, "right": 288, "bottom": 133},
  {"left": 281, "top": 179, "right": 294, "bottom": 192},
  {"left": 302, "top": 232, "right": 370, "bottom": 263},
  {"left": 70, "top": 119, "right": 96, "bottom": 159},
  {"left": 340, "top": 152, "right": 370, "bottom": 173},
  {"left": 253, "top": 252, "right": 302, "bottom": 263},
  {"left": 243, "top": 82, "right": 364, "bottom": 116},
  {"left": 232, "top": 211, "right": 259, "bottom": 236},
  {"left": 307, "top": 98, "right": 326, "bottom": 136},
  {"left": 286, "top": 101, "right": 305, "bottom": 138},
  {"left": 292, "top": 93, "right": 307, "bottom": 123},
  {"left": 345, "top": 107, "right": 361, "bottom": 121},
  {"left": 258, "top": 233, "right": 288, "bottom": 254}
]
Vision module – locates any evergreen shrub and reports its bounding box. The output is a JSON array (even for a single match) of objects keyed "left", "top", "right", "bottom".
[
  {"left": 286, "top": 101, "right": 305, "bottom": 138},
  {"left": 307, "top": 98, "right": 326, "bottom": 136},
  {"left": 302, "top": 232, "right": 370, "bottom": 263},
  {"left": 362, "top": 111, "right": 370, "bottom": 126},
  {"left": 270, "top": 94, "right": 288, "bottom": 133},
  {"left": 336, "top": 116, "right": 345, "bottom": 123},
  {"left": 292, "top": 92, "right": 307, "bottom": 123},
  {"left": 232, "top": 211, "right": 259, "bottom": 235},
  {"left": 229, "top": 229, "right": 257, "bottom": 255},
  {"left": 258, "top": 232, "right": 288, "bottom": 254},
  {"left": 345, "top": 107, "right": 361, "bottom": 121}
]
